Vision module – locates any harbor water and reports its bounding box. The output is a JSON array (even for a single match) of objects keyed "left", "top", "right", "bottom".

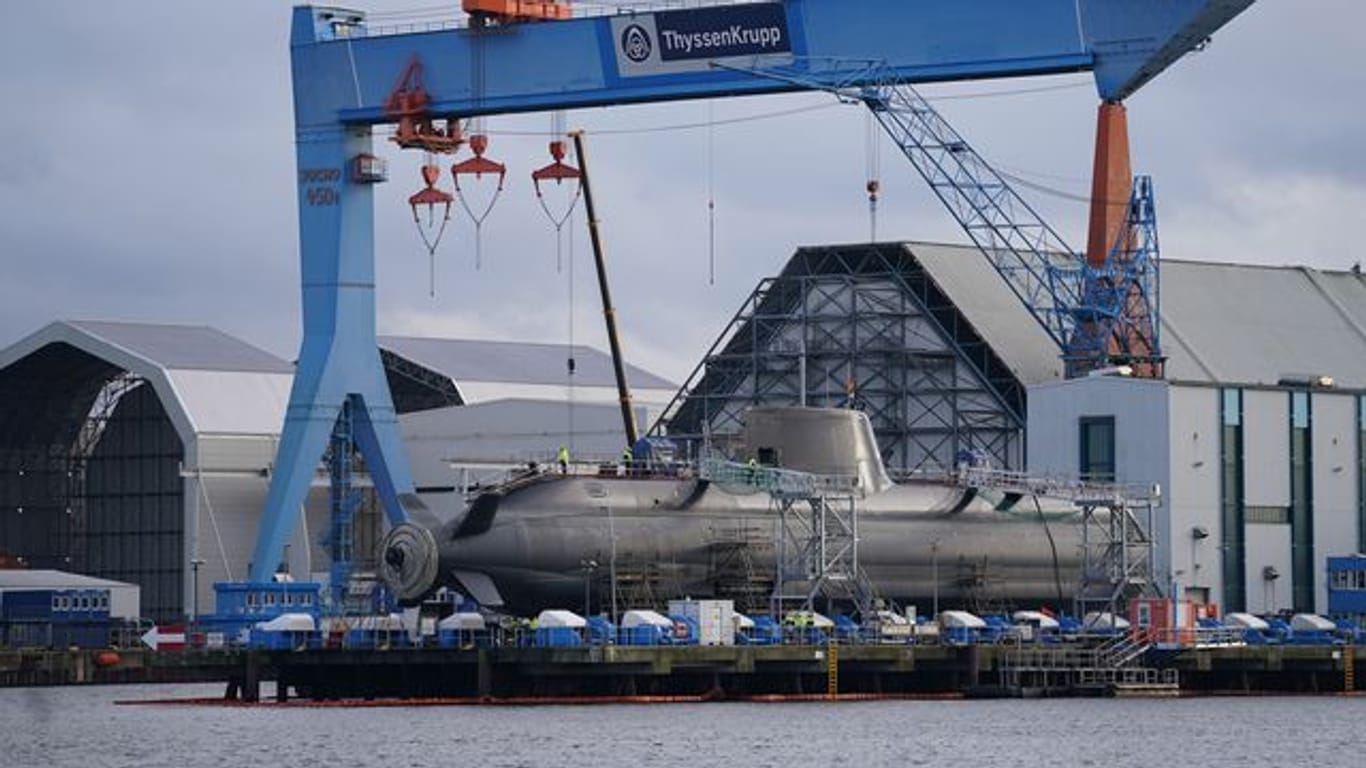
[{"left": 4, "top": 684, "right": 1365, "bottom": 767}]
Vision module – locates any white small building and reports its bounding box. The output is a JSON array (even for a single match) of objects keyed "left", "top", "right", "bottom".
[
  {"left": 1028, "top": 261, "right": 1366, "bottom": 616},
  {"left": 0, "top": 569, "right": 141, "bottom": 621}
]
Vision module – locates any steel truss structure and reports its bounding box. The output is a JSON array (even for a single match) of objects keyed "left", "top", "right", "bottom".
[
  {"left": 958, "top": 467, "right": 1160, "bottom": 620},
  {"left": 1075, "top": 495, "right": 1159, "bottom": 623},
  {"left": 860, "top": 78, "right": 1162, "bottom": 377},
  {"left": 700, "top": 459, "right": 879, "bottom": 615},
  {"left": 658, "top": 243, "right": 1026, "bottom": 474},
  {"left": 771, "top": 491, "right": 880, "bottom": 616}
]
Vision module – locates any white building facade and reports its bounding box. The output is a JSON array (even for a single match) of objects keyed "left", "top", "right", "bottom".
[{"left": 1026, "top": 261, "right": 1366, "bottom": 615}]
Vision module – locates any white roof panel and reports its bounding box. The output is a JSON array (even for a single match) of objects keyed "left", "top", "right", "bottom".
[
  {"left": 168, "top": 369, "right": 293, "bottom": 436},
  {"left": 379, "top": 336, "right": 675, "bottom": 391},
  {"left": 1159, "top": 262, "right": 1366, "bottom": 388},
  {"left": 67, "top": 320, "right": 292, "bottom": 373},
  {"left": 904, "top": 244, "right": 1366, "bottom": 390},
  {"left": 907, "top": 243, "right": 1064, "bottom": 385},
  {"left": 0, "top": 569, "right": 139, "bottom": 590}
]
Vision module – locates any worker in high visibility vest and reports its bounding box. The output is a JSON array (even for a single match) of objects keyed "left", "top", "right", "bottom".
[{"left": 557, "top": 445, "right": 570, "bottom": 474}]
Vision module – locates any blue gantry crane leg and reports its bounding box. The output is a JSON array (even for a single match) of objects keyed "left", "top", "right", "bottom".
[
  {"left": 246, "top": 0, "right": 1254, "bottom": 589},
  {"left": 247, "top": 127, "right": 424, "bottom": 583}
]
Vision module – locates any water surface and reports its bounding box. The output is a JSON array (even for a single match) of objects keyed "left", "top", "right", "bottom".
[{"left": 3, "top": 684, "right": 1362, "bottom": 768}]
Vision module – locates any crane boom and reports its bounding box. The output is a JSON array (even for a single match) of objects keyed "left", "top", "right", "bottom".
[
  {"left": 862, "top": 80, "right": 1082, "bottom": 350},
  {"left": 247, "top": 0, "right": 1253, "bottom": 584}
]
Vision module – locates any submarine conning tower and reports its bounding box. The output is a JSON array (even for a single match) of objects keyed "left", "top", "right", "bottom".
[{"left": 741, "top": 407, "right": 894, "bottom": 495}]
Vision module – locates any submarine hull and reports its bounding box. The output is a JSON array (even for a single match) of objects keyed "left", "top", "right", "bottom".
[{"left": 382, "top": 473, "right": 1083, "bottom": 614}]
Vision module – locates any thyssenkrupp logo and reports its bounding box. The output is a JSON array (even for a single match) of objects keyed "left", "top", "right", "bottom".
[{"left": 622, "top": 24, "right": 653, "bottom": 63}]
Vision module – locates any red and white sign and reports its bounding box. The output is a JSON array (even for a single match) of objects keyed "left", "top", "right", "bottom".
[{"left": 140, "top": 624, "right": 186, "bottom": 651}]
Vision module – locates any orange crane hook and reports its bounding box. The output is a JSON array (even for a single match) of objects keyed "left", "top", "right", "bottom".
[
  {"left": 450, "top": 129, "right": 508, "bottom": 270},
  {"left": 409, "top": 162, "right": 455, "bottom": 296}
]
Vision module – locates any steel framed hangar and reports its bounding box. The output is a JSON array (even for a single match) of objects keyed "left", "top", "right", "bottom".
[
  {"left": 661, "top": 244, "right": 1366, "bottom": 616},
  {"left": 0, "top": 322, "right": 676, "bottom": 622},
  {"left": 658, "top": 242, "right": 1059, "bottom": 475},
  {"left": 0, "top": 321, "right": 317, "bottom": 624}
]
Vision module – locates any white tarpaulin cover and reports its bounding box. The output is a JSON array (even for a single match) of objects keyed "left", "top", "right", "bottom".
[
  {"left": 1012, "top": 610, "right": 1060, "bottom": 629},
  {"left": 939, "top": 610, "right": 986, "bottom": 629},
  {"left": 439, "top": 612, "right": 486, "bottom": 630},
  {"left": 537, "top": 609, "right": 587, "bottom": 628},
  {"left": 255, "top": 613, "right": 316, "bottom": 632},
  {"left": 1290, "top": 613, "right": 1336, "bottom": 632},
  {"left": 1224, "top": 612, "right": 1270, "bottom": 631},
  {"left": 621, "top": 610, "right": 673, "bottom": 628},
  {"left": 1083, "top": 611, "right": 1132, "bottom": 630}
]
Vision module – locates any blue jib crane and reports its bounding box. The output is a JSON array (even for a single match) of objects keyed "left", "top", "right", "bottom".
[{"left": 246, "top": 0, "right": 1255, "bottom": 590}]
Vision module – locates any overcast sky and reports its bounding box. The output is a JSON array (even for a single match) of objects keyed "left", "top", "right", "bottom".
[{"left": 1, "top": 1, "right": 1361, "bottom": 386}]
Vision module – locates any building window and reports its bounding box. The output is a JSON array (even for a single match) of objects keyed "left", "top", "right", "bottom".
[
  {"left": 1079, "top": 416, "right": 1116, "bottom": 482},
  {"left": 1290, "top": 391, "right": 1314, "bottom": 612},
  {"left": 1246, "top": 506, "right": 1291, "bottom": 525},
  {"left": 1221, "top": 388, "right": 1246, "bottom": 612}
]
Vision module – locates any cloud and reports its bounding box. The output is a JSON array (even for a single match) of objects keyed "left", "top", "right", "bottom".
[
  {"left": 1163, "top": 165, "right": 1366, "bottom": 270},
  {"left": 0, "top": 0, "right": 1361, "bottom": 389}
]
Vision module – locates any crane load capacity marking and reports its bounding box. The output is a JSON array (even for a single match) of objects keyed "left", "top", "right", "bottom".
[
  {"left": 611, "top": 3, "right": 792, "bottom": 77},
  {"left": 300, "top": 167, "right": 342, "bottom": 207}
]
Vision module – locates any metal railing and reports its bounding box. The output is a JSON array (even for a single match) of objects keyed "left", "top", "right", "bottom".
[
  {"left": 699, "top": 458, "right": 859, "bottom": 499},
  {"left": 957, "top": 466, "right": 1160, "bottom": 505},
  {"left": 349, "top": 1, "right": 761, "bottom": 40}
]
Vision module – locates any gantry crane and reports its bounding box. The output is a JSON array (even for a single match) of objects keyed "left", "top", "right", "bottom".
[{"left": 245, "top": 1, "right": 1255, "bottom": 598}]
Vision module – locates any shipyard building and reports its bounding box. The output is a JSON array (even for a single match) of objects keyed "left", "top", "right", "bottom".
[
  {"left": 1, "top": 242, "right": 1363, "bottom": 622},
  {"left": 0, "top": 322, "right": 674, "bottom": 623}
]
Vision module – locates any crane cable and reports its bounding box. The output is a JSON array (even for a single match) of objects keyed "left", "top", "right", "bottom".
[
  {"left": 566, "top": 204, "right": 577, "bottom": 453},
  {"left": 865, "top": 109, "right": 881, "bottom": 242},
  {"left": 707, "top": 100, "right": 717, "bottom": 286}
]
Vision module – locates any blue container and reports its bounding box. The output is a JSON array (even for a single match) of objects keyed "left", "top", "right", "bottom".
[
  {"left": 437, "top": 629, "right": 490, "bottom": 649},
  {"left": 743, "top": 616, "right": 783, "bottom": 646},
  {"left": 250, "top": 628, "right": 315, "bottom": 651},
  {"left": 621, "top": 625, "right": 667, "bottom": 646},
  {"left": 833, "top": 615, "right": 861, "bottom": 642},
  {"left": 534, "top": 627, "right": 583, "bottom": 647},
  {"left": 586, "top": 616, "right": 616, "bottom": 646},
  {"left": 942, "top": 626, "right": 981, "bottom": 646}
]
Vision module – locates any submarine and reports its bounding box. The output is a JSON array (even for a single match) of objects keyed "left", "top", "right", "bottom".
[{"left": 380, "top": 407, "right": 1083, "bottom": 614}]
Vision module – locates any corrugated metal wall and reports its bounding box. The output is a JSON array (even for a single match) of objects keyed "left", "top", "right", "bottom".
[{"left": 83, "top": 384, "right": 183, "bottom": 623}]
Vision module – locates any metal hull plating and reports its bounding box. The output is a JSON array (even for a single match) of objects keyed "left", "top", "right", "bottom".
[{"left": 385, "top": 474, "right": 1083, "bottom": 614}]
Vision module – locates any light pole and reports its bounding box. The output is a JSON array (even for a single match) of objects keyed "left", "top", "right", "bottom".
[
  {"left": 190, "top": 558, "right": 206, "bottom": 637},
  {"left": 579, "top": 559, "right": 599, "bottom": 616},
  {"left": 930, "top": 539, "right": 940, "bottom": 619}
]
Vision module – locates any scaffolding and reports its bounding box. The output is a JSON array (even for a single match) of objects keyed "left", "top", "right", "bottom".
[
  {"left": 701, "top": 459, "right": 879, "bottom": 616},
  {"left": 958, "top": 466, "right": 1161, "bottom": 620},
  {"left": 704, "top": 522, "right": 773, "bottom": 614}
]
